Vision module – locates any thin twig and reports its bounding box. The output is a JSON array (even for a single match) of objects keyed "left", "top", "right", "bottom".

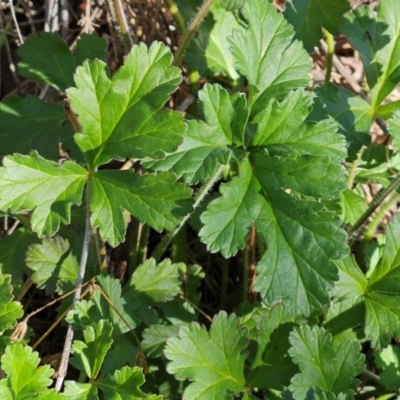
[
  {"left": 55, "top": 211, "right": 91, "bottom": 391},
  {"left": 9, "top": 0, "right": 23, "bottom": 44}
]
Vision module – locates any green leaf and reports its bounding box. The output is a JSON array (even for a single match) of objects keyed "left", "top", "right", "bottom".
[
  {"left": 221, "top": 0, "right": 245, "bottom": 11},
  {"left": 185, "top": 2, "right": 243, "bottom": 81},
  {"left": 26, "top": 235, "right": 79, "bottom": 294},
  {"left": 374, "top": 345, "right": 400, "bottom": 390},
  {"left": 67, "top": 42, "right": 185, "bottom": 168},
  {"left": 75, "top": 33, "right": 107, "bottom": 66},
  {"left": 248, "top": 319, "right": 299, "bottom": 391},
  {"left": 199, "top": 94, "right": 348, "bottom": 316},
  {"left": 289, "top": 326, "right": 365, "bottom": 399},
  {"left": 127, "top": 258, "right": 182, "bottom": 304},
  {"left": 341, "top": 0, "right": 400, "bottom": 111},
  {"left": 165, "top": 311, "right": 247, "bottom": 398},
  {"left": 0, "top": 275, "right": 23, "bottom": 333},
  {"left": 70, "top": 320, "right": 113, "bottom": 379},
  {"left": 315, "top": 84, "right": 372, "bottom": 158},
  {"left": 98, "top": 366, "right": 162, "bottom": 399},
  {"left": 63, "top": 382, "right": 98, "bottom": 399},
  {"left": 144, "top": 84, "right": 247, "bottom": 183},
  {"left": 0, "top": 343, "right": 55, "bottom": 399},
  {"left": 284, "top": 0, "right": 351, "bottom": 52},
  {"left": 0, "top": 95, "right": 66, "bottom": 159},
  {"left": 229, "top": 0, "right": 311, "bottom": 114},
  {"left": 0, "top": 228, "right": 39, "bottom": 287},
  {"left": 365, "top": 214, "right": 400, "bottom": 349},
  {"left": 18, "top": 32, "right": 107, "bottom": 91},
  {"left": 0, "top": 153, "right": 87, "bottom": 237},
  {"left": 388, "top": 109, "right": 400, "bottom": 151},
  {"left": 91, "top": 171, "right": 192, "bottom": 246},
  {"left": 142, "top": 324, "right": 180, "bottom": 358},
  {"left": 101, "top": 336, "right": 137, "bottom": 377},
  {"left": 18, "top": 32, "right": 76, "bottom": 90},
  {"left": 67, "top": 274, "right": 142, "bottom": 336},
  {"left": 340, "top": 189, "right": 367, "bottom": 225}
]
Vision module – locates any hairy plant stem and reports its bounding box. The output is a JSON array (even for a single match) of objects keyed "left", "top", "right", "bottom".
[
  {"left": 324, "top": 29, "right": 334, "bottom": 86},
  {"left": 347, "top": 150, "right": 363, "bottom": 189},
  {"left": 163, "top": 0, "right": 186, "bottom": 33},
  {"left": 108, "top": 0, "right": 133, "bottom": 51},
  {"left": 173, "top": 0, "right": 215, "bottom": 66},
  {"left": 152, "top": 163, "right": 226, "bottom": 261},
  {"left": 364, "top": 192, "right": 400, "bottom": 240},
  {"left": 348, "top": 174, "right": 400, "bottom": 240},
  {"left": 55, "top": 184, "right": 92, "bottom": 391}
]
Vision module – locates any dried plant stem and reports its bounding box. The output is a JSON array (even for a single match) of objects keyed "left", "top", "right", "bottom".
[
  {"left": 9, "top": 0, "right": 23, "bottom": 44},
  {"left": 55, "top": 209, "right": 91, "bottom": 391},
  {"left": 173, "top": 0, "right": 215, "bottom": 66}
]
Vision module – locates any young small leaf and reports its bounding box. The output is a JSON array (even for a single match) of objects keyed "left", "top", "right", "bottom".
[
  {"left": 127, "top": 258, "right": 182, "bottom": 304},
  {"left": 70, "top": 320, "right": 113, "bottom": 379},
  {"left": 229, "top": 0, "right": 311, "bottom": 114},
  {"left": 0, "top": 153, "right": 87, "bottom": 237},
  {"left": 67, "top": 42, "right": 185, "bottom": 167},
  {"left": 26, "top": 235, "right": 79, "bottom": 295},
  {"left": 0, "top": 275, "right": 23, "bottom": 333},
  {"left": 144, "top": 84, "right": 247, "bottom": 183},
  {"left": 284, "top": 0, "right": 351, "bottom": 52},
  {"left": 289, "top": 326, "right": 365, "bottom": 399},
  {"left": 165, "top": 311, "right": 247, "bottom": 399}
]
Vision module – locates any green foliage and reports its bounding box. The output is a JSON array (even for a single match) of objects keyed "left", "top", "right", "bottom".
[
  {"left": 284, "top": 0, "right": 351, "bottom": 52},
  {"left": 2, "top": 0, "right": 400, "bottom": 398}
]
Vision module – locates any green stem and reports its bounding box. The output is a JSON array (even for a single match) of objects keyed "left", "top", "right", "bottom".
[
  {"left": 110, "top": 0, "right": 133, "bottom": 51},
  {"left": 173, "top": 0, "right": 215, "bottom": 66},
  {"left": 349, "top": 174, "right": 400, "bottom": 238},
  {"left": 324, "top": 29, "right": 334, "bottom": 86},
  {"left": 364, "top": 192, "right": 400, "bottom": 241},
  {"left": 152, "top": 163, "right": 226, "bottom": 261},
  {"left": 163, "top": 0, "right": 186, "bottom": 33},
  {"left": 347, "top": 150, "right": 362, "bottom": 190}
]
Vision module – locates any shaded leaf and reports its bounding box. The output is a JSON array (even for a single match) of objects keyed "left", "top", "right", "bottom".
[
  {"left": 0, "top": 95, "right": 66, "bottom": 159},
  {"left": 284, "top": 0, "right": 351, "bottom": 52},
  {"left": 26, "top": 235, "right": 79, "bottom": 294}
]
